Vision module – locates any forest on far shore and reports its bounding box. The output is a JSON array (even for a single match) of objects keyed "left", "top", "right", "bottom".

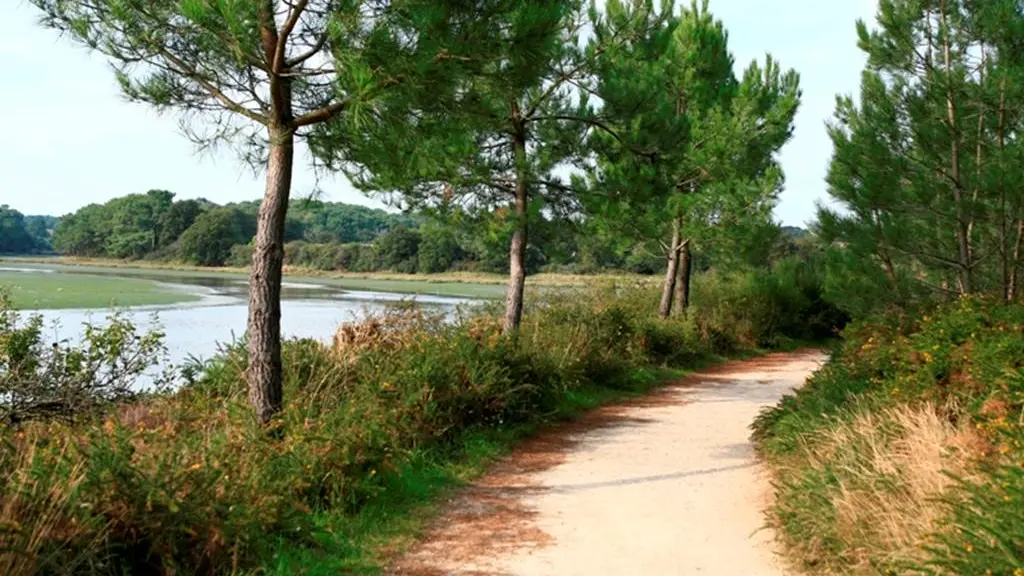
[{"left": 0, "top": 194, "right": 811, "bottom": 276}]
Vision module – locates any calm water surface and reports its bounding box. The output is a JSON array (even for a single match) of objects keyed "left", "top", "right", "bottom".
[{"left": 9, "top": 267, "right": 476, "bottom": 367}]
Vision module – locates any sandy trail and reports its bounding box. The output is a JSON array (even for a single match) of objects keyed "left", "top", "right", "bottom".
[{"left": 389, "top": 350, "right": 827, "bottom": 576}]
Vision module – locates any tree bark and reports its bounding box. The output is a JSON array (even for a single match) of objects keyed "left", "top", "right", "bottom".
[
  {"left": 503, "top": 128, "right": 528, "bottom": 334},
  {"left": 247, "top": 125, "right": 294, "bottom": 425},
  {"left": 1010, "top": 219, "right": 1024, "bottom": 302},
  {"left": 997, "top": 77, "right": 1010, "bottom": 301},
  {"left": 672, "top": 239, "right": 692, "bottom": 314},
  {"left": 659, "top": 217, "right": 682, "bottom": 319},
  {"left": 940, "top": 1, "right": 972, "bottom": 295}
]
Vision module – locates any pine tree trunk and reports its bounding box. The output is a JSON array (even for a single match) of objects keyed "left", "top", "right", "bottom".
[
  {"left": 503, "top": 131, "right": 528, "bottom": 334},
  {"left": 659, "top": 217, "right": 682, "bottom": 319},
  {"left": 941, "top": 3, "right": 972, "bottom": 295},
  {"left": 997, "top": 78, "right": 1010, "bottom": 302},
  {"left": 247, "top": 125, "right": 294, "bottom": 425},
  {"left": 1010, "top": 219, "right": 1024, "bottom": 302},
  {"left": 672, "top": 239, "right": 692, "bottom": 315}
]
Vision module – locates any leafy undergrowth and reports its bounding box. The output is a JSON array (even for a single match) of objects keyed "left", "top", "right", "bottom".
[
  {"left": 754, "top": 296, "right": 1024, "bottom": 575},
  {"left": 0, "top": 270, "right": 840, "bottom": 575}
]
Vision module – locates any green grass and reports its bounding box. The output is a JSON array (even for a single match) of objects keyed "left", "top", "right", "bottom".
[
  {"left": 0, "top": 270, "right": 200, "bottom": 310},
  {"left": 0, "top": 263, "right": 841, "bottom": 575},
  {"left": 1, "top": 259, "right": 507, "bottom": 300},
  {"left": 266, "top": 365, "right": 689, "bottom": 574},
  {"left": 314, "top": 277, "right": 505, "bottom": 298}
]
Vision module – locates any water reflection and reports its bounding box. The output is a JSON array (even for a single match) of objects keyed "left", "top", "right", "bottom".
[
  {"left": 34, "top": 293, "right": 473, "bottom": 366},
  {"left": 5, "top": 264, "right": 479, "bottom": 368}
]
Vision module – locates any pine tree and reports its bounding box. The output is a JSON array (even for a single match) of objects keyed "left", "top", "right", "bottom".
[
  {"left": 324, "top": 0, "right": 593, "bottom": 333},
  {"left": 587, "top": 0, "right": 798, "bottom": 317},
  {"left": 821, "top": 0, "right": 1024, "bottom": 311},
  {"left": 31, "top": 0, "right": 516, "bottom": 424}
]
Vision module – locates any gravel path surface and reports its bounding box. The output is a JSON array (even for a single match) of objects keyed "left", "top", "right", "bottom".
[{"left": 389, "top": 350, "right": 827, "bottom": 576}]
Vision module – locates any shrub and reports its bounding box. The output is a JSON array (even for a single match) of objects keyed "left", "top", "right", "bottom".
[
  {"left": 0, "top": 275, "right": 833, "bottom": 574},
  {"left": 923, "top": 422, "right": 1024, "bottom": 576},
  {"left": 349, "top": 244, "right": 380, "bottom": 272},
  {"left": 755, "top": 296, "right": 1024, "bottom": 575},
  {"left": 375, "top": 227, "right": 420, "bottom": 273},
  {"left": 417, "top": 227, "right": 462, "bottom": 273},
  {"left": 0, "top": 294, "right": 169, "bottom": 426},
  {"left": 178, "top": 208, "right": 250, "bottom": 266},
  {"left": 690, "top": 256, "right": 847, "bottom": 351},
  {"left": 226, "top": 242, "right": 253, "bottom": 268}
]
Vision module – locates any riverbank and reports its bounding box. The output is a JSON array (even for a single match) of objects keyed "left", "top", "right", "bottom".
[
  {"left": 2, "top": 256, "right": 663, "bottom": 307},
  {"left": 0, "top": 273, "right": 839, "bottom": 575},
  {"left": 0, "top": 267, "right": 202, "bottom": 309}
]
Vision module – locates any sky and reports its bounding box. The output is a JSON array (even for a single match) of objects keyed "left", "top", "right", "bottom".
[{"left": 1, "top": 0, "right": 876, "bottom": 227}]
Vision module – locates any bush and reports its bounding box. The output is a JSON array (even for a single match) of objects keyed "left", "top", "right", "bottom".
[
  {"left": 0, "top": 294, "right": 169, "bottom": 426},
  {"left": 178, "top": 208, "right": 250, "bottom": 266},
  {"left": 754, "top": 296, "right": 1024, "bottom": 574},
  {"left": 375, "top": 227, "right": 420, "bottom": 273},
  {"left": 623, "top": 248, "right": 662, "bottom": 275},
  {"left": 284, "top": 240, "right": 341, "bottom": 271},
  {"left": 226, "top": 242, "right": 253, "bottom": 267},
  {"left": 690, "top": 256, "right": 847, "bottom": 351},
  {"left": 417, "top": 227, "right": 462, "bottom": 273},
  {"left": 0, "top": 275, "right": 833, "bottom": 574},
  {"left": 349, "top": 243, "right": 379, "bottom": 272}
]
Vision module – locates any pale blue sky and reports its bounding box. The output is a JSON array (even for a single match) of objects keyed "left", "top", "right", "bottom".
[{"left": 1, "top": 0, "right": 876, "bottom": 226}]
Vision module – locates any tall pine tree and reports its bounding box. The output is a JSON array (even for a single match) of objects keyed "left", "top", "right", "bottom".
[
  {"left": 821, "top": 0, "right": 1024, "bottom": 312},
  {"left": 322, "top": 0, "right": 594, "bottom": 332},
  {"left": 31, "top": 0, "right": 519, "bottom": 424},
  {"left": 586, "top": 0, "right": 798, "bottom": 317}
]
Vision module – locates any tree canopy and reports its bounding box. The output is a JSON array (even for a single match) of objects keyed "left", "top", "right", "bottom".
[
  {"left": 0, "top": 207, "right": 56, "bottom": 254},
  {"left": 585, "top": 0, "right": 800, "bottom": 316},
  {"left": 820, "top": 0, "right": 1024, "bottom": 314}
]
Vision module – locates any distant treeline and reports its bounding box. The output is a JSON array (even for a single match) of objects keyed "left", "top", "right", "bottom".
[
  {"left": 44, "top": 190, "right": 419, "bottom": 268},
  {"left": 9, "top": 190, "right": 809, "bottom": 275},
  {"left": 0, "top": 206, "right": 57, "bottom": 254}
]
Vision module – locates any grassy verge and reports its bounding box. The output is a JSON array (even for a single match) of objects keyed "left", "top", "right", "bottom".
[
  {"left": 1, "top": 256, "right": 657, "bottom": 297},
  {"left": 1, "top": 261, "right": 842, "bottom": 575},
  {"left": 273, "top": 362, "right": 707, "bottom": 574},
  {"left": 0, "top": 269, "right": 200, "bottom": 309},
  {"left": 753, "top": 297, "right": 1024, "bottom": 574}
]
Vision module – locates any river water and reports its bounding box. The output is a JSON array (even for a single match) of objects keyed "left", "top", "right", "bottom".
[{"left": 4, "top": 266, "right": 477, "bottom": 367}]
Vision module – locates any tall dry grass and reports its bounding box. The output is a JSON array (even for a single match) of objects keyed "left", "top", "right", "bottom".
[
  {"left": 771, "top": 404, "right": 980, "bottom": 574},
  {"left": 0, "top": 440, "right": 102, "bottom": 576}
]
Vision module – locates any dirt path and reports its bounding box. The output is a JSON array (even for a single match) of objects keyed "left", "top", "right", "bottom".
[{"left": 389, "top": 350, "right": 827, "bottom": 576}]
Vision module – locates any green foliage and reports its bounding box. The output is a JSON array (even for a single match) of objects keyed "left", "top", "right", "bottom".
[
  {"left": 585, "top": 0, "right": 800, "bottom": 288},
  {"left": 417, "top": 224, "right": 464, "bottom": 274},
  {"left": 754, "top": 296, "right": 1024, "bottom": 574},
  {"left": 53, "top": 192, "right": 178, "bottom": 259},
  {"left": 820, "top": 0, "right": 1024, "bottom": 310},
  {"left": 923, "top": 426, "right": 1024, "bottom": 576},
  {"left": 0, "top": 273, "right": 833, "bottom": 574},
  {"left": 0, "top": 292, "right": 169, "bottom": 425},
  {"left": 52, "top": 204, "right": 110, "bottom": 257},
  {"left": 375, "top": 227, "right": 421, "bottom": 273},
  {"left": 287, "top": 200, "right": 417, "bottom": 244},
  {"left": 47, "top": 193, "right": 419, "bottom": 267},
  {"left": 157, "top": 199, "right": 205, "bottom": 248},
  {"left": 0, "top": 207, "right": 44, "bottom": 255},
  {"left": 177, "top": 208, "right": 251, "bottom": 266},
  {"left": 690, "top": 256, "right": 847, "bottom": 351},
  {"left": 22, "top": 215, "right": 58, "bottom": 252}
]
